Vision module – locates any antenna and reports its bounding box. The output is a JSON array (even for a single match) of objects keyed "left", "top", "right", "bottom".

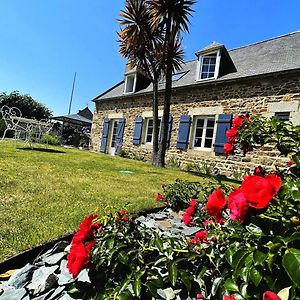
[{"left": 68, "top": 72, "right": 77, "bottom": 115}]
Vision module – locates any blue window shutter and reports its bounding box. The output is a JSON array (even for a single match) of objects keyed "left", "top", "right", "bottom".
[
  {"left": 100, "top": 118, "right": 110, "bottom": 153},
  {"left": 132, "top": 116, "right": 143, "bottom": 145},
  {"left": 176, "top": 115, "right": 191, "bottom": 150},
  {"left": 214, "top": 114, "right": 233, "bottom": 155},
  {"left": 167, "top": 116, "right": 173, "bottom": 148},
  {"left": 115, "top": 118, "right": 126, "bottom": 154}
]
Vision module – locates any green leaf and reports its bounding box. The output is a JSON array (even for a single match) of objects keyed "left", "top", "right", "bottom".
[
  {"left": 211, "top": 277, "right": 223, "bottom": 296},
  {"left": 133, "top": 279, "right": 142, "bottom": 297},
  {"left": 253, "top": 250, "right": 267, "bottom": 265},
  {"left": 286, "top": 232, "right": 300, "bottom": 244},
  {"left": 155, "top": 237, "right": 164, "bottom": 252},
  {"left": 180, "top": 270, "right": 191, "bottom": 290},
  {"left": 145, "top": 281, "right": 158, "bottom": 297},
  {"left": 118, "top": 251, "right": 129, "bottom": 265},
  {"left": 225, "top": 247, "right": 235, "bottom": 265},
  {"left": 232, "top": 250, "right": 249, "bottom": 269},
  {"left": 119, "top": 276, "right": 131, "bottom": 293},
  {"left": 292, "top": 153, "right": 300, "bottom": 167},
  {"left": 223, "top": 278, "right": 239, "bottom": 292},
  {"left": 196, "top": 266, "right": 207, "bottom": 280},
  {"left": 245, "top": 224, "right": 263, "bottom": 236},
  {"left": 283, "top": 248, "right": 300, "bottom": 288},
  {"left": 250, "top": 266, "right": 262, "bottom": 287},
  {"left": 118, "top": 291, "right": 133, "bottom": 300},
  {"left": 292, "top": 190, "right": 300, "bottom": 201},
  {"left": 168, "top": 262, "right": 178, "bottom": 286}
]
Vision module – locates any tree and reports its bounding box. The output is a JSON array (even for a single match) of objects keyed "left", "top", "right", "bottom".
[
  {"left": 118, "top": 0, "right": 195, "bottom": 167},
  {"left": 148, "top": 0, "right": 196, "bottom": 167},
  {"left": 0, "top": 91, "right": 52, "bottom": 120},
  {"left": 118, "top": 0, "right": 163, "bottom": 165}
]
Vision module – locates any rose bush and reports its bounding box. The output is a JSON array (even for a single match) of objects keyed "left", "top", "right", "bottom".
[{"left": 66, "top": 116, "right": 299, "bottom": 299}]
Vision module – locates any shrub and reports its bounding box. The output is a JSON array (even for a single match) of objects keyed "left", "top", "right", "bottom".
[
  {"left": 41, "top": 134, "right": 60, "bottom": 146},
  {"left": 161, "top": 179, "right": 232, "bottom": 211}
]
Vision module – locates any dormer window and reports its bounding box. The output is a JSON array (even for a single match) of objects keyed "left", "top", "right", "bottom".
[
  {"left": 198, "top": 50, "right": 221, "bottom": 81},
  {"left": 124, "top": 74, "right": 137, "bottom": 94}
]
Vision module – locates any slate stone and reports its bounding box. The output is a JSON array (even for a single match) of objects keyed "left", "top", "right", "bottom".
[
  {"left": 27, "top": 265, "right": 59, "bottom": 296},
  {"left": 48, "top": 286, "right": 65, "bottom": 300},
  {"left": 135, "top": 216, "right": 146, "bottom": 223},
  {"left": 7, "top": 263, "right": 36, "bottom": 288},
  {"left": 77, "top": 269, "right": 90, "bottom": 283},
  {"left": 0, "top": 287, "right": 27, "bottom": 300},
  {"left": 141, "top": 219, "right": 156, "bottom": 229},
  {"left": 152, "top": 213, "right": 167, "bottom": 220},
  {"left": 182, "top": 227, "right": 201, "bottom": 236},
  {"left": 57, "top": 260, "right": 75, "bottom": 286},
  {"left": 44, "top": 252, "right": 65, "bottom": 266},
  {"left": 31, "top": 288, "right": 54, "bottom": 300},
  {"left": 35, "top": 241, "right": 69, "bottom": 265}
]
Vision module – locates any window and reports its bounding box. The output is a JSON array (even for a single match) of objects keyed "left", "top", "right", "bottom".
[
  {"left": 198, "top": 51, "right": 220, "bottom": 80},
  {"left": 192, "top": 116, "right": 215, "bottom": 150},
  {"left": 145, "top": 118, "right": 161, "bottom": 144},
  {"left": 275, "top": 112, "right": 290, "bottom": 121},
  {"left": 124, "top": 74, "right": 136, "bottom": 94}
]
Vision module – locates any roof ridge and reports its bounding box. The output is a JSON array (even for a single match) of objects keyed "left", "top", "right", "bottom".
[{"left": 229, "top": 30, "right": 300, "bottom": 52}]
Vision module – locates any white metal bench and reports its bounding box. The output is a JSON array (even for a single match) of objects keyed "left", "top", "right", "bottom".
[{"left": 1, "top": 105, "right": 53, "bottom": 144}]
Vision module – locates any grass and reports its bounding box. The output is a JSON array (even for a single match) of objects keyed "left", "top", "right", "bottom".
[{"left": 0, "top": 140, "right": 204, "bottom": 261}]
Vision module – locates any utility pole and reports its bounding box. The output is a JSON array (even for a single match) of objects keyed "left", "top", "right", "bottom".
[{"left": 68, "top": 72, "right": 77, "bottom": 115}]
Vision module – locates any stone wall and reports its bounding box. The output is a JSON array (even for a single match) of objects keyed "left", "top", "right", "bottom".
[{"left": 91, "top": 74, "right": 300, "bottom": 178}]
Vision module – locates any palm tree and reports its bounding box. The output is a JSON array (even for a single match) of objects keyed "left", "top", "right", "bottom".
[
  {"left": 148, "top": 0, "right": 196, "bottom": 167},
  {"left": 118, "top": 0, "right": 163, "bottom": 165}
]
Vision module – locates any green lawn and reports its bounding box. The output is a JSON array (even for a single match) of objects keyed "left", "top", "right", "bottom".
[{"left": 0, "top": 140, "right": 204, "bottom": 261}]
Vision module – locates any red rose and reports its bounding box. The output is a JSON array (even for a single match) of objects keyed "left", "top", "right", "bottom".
[
  {"left": 263, "top": 291, "right": 281, "bottom": 300},
  {"left": 224, "top": 295, "right": 235, "bottom": 300},
  {"left": 228, "top": 189, "right": 249, "bottom": 223},
  {"left": 253, "top": 166, "right": 265, "bottom": 177},
  {"left": 189, "top": 199, "right": 198, "bottom": 208},
  {"left": 156, "top": 193, "right": 164, "bottom": 201},
  {"left": 186, "top": 206, "right": 195, "bottom": 215},
  {"left": 224, "top": 143, "right": 234, "bottom": 156},
  {"left": 226, "top": 128, "right": 238, "bottom": 139},
  {"left": 206, "top": 188, "right": 226, "bottom": 222},
  {"left": 123, "top": 215, "right": 129, "bottom": 221},
  {"left": 196, "top": 294, "right": 204, "bottom": 299},
  {"left": 241, "top": 174, "right": 282, "bottom": 209},
  {"left": 232, "top": 116, "right": 244, "bottom": 128},
  {"left": 182, "top": 213, "right": 192, "bottom": 226},
  {"left": 67, "top": 243, "right": 90, "bottom": 278},
  {"left": 191, "top": 230, "right": 208, "bottom": 244}
]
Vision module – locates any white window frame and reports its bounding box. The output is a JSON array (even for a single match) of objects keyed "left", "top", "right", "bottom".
[
  {"left": 124, "top": 74, "right": 137, "bottom": 94},
  {"left": 144, "top": 117, "right": 161, "bottom": 145},
  {"left": 197, "top": 50, "right": 221, "bottom": 81},
  {"left": 191, "top": 116, "right": 216, "bottom": 151}
]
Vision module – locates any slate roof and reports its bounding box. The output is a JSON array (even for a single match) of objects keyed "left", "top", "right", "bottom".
[
  {"left": 94, "top": 31, "right": 300, "bottom": 102},
  {"left": 52, "top": 113, "right": 92, "bottom": 126}
]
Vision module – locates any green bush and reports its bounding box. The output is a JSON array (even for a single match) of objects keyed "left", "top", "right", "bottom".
[
  {"left": 41, "top": 134, "right": 60, "bottom": 146},
  {"left": 162, "top": 179, "right": 232, "bottom": 211}
]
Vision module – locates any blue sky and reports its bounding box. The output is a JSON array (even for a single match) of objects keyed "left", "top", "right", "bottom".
[{"left": 0, "top": 0, "right": 299, "bottom": 116}]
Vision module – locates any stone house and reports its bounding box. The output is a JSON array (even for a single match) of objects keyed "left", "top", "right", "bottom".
[{"left": 91, "top": 31, "right": 300, "bottom": 177}]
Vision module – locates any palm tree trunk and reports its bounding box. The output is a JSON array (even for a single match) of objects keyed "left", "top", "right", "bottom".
[
  {"left": 152, "top": 73, "right": 160, "bottom": 166},
  {"left": 157, "top": 16, "right": 173, "bottom": 167}
]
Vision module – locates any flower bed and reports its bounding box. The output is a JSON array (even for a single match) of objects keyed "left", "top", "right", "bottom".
[{"left": 1, "top": 116, "right": 299, "bottom": 300}]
